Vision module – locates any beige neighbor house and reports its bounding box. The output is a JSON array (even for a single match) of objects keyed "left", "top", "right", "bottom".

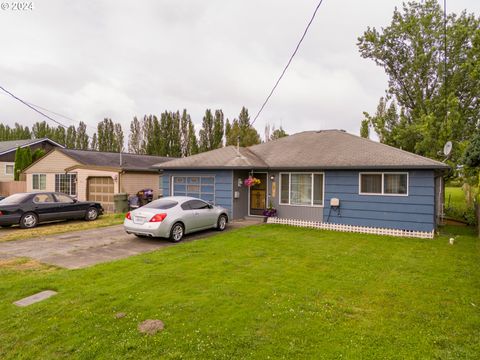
[
  {"left": 0, "top": 138, "right": 63, "bottom": 182},
  {"left": 23, "top": 148, "right": 172, "bottom": 211}
]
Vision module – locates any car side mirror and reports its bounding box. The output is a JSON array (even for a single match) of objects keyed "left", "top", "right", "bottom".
[{"left": 208, "top": 204, "right": 213, "bottom": 209}]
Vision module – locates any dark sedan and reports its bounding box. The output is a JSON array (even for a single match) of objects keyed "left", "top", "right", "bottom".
[{"left": 0, "top": 192, "right": 103, "bottom": 229}]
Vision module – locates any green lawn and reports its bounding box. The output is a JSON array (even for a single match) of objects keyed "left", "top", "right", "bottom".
[
  {"left": 0, "top": 213, "right": 125, "bottom": 243},
  {"left": 1, "top": 225, "right": 479, "bottom": 359},
  {"left": 445, "top": 186, "right": 469, "bottom": 213}
]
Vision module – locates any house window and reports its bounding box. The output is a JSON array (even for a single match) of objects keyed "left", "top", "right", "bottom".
[
  {"left": 5, "top": 164, "right": 14, "bottom": 175},
  {"left": 55, "top": 174, "right": 77, "bottom": 196},
  {"left": 359, "top": 172, "right": 408, "bottom": 196},
  {"left": 279, "top": 173, "right": 324, "bottom": 207},
  {"left": 172, "top": 176, "right": 215, "bottom": 202},
  {"left": 32, "top": 174, "right": 46, "bottom": 190}
]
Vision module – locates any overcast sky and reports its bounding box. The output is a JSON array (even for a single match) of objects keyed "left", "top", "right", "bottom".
[{"left": 1, "top": 0, "right": 479, "bottom": 140}]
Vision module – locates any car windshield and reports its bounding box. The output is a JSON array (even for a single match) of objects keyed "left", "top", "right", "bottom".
[
  {"left": 0, "top": 193, "right": 29, "bottom": 205},
  {"left": 142, "top": 199, "right": 178, "bottom": 210}
]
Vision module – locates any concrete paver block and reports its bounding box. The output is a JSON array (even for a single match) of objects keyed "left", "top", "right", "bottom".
[{"left": 13, "top": 290, "right": 57, "bottom": 307}]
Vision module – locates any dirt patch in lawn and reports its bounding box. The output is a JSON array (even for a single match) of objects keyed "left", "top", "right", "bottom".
[{"left": 0, "top": 258, "right": 55, "bottom": 272}]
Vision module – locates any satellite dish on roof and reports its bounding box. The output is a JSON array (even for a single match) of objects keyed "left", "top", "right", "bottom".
[{"left": 443, "top": 141, "right": 453, "bottom": 156}]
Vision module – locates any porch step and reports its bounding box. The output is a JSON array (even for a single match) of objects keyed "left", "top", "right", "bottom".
[{"left": 243, "top": 216, "right": 267, "bottom": 223}]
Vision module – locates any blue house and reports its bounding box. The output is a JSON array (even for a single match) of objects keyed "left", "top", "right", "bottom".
[{"left": 155, "top": 130, "right": 448, "bottom": 235}]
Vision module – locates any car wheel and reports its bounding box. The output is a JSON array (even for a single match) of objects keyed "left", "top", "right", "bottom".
[
  {"left": 20, "top": 212, "right": 38, "bottom": 229},
  {"left": 85, "top": 207, "right": 99, "bottom": 221},
  {"left": 217, "top": 214, "right": 227, "bottom": 231},
  {"left": 169, "top": 222, "right": 184, "bottom": 243}
]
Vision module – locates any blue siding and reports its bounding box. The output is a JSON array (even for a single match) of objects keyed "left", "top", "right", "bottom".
[
  {"left": 162, "top": 170, "right": 233, "bottom": 217},
  {"left": 323, "top": 170, "right": 435, "bottom": 232}
]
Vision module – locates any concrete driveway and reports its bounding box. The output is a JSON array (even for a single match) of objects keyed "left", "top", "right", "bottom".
[{"left": 0, "top": 220, "right": 260, "bottom": 269}]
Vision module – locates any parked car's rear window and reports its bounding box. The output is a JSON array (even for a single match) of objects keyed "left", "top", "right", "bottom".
[
  {"left": 0, "top": 193, "right": 29, "bottom": 205},
  {"left": 142, "top": 199, "right": 178, "bottom": 210}
]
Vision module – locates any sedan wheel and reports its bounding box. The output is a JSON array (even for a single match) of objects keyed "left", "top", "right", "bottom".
[
  {"left": 217, "top": 215, "right": 227, "bottom": 231},
  {"left": 85, "top": 207, "right": 98, "bottom": 221},
  {"left": 20, "top": 213, "right": 38, "bottom": 229},
  {"left": 170, "top": 223, "right": 184, "bottom": 243}
]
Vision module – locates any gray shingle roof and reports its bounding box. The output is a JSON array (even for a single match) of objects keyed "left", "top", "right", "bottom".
[
  {"left": 59, "top": 148, "right": 172, "bottom": 172},
  {"left": 152, "top": 146, "right": 268, "bottom": 169},
  {"left": 0, "top": 138, "right": 63, "bottom": 155},
  {"left": 156, "top": 130, "right": 448, "bottom": 170}
]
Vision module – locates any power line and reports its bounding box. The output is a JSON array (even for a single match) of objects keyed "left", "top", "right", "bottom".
[
  {"left": 0, "top": 84, "right": 68, "bottom": 129},
  {"left": 251, "top": 0, "right": 325, "bottom": 126},
  {"left": 26, "top": 101, "right": 78, "bottom": 124}
]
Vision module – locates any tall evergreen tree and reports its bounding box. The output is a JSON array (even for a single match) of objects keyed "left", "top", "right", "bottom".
[
  {"left": 13, "top": 147, "right": 32, "bottom": 180},
  {"left": 75, "top": 121, "right": 89, "bottom": 150},
  {"left": 13, "top": 147, "right": 24, "bottom": 181}
]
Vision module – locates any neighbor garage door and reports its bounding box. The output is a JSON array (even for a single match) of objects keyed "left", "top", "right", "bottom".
[{"left": 87, "top": 177, "right": 114, "bottom": 212}]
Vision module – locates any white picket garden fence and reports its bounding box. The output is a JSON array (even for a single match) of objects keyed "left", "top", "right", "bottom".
[{"left": 266, "top": 217, "right": 434, "bottom": 239}]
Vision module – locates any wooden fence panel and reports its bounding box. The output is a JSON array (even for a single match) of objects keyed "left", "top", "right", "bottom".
[{"left": 0, "top": 181, "right": 27, "bottom": 196}]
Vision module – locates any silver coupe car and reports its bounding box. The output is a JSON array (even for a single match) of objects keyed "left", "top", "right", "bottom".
[{"left": 123, "top": 196, "right": 229, "bottom": 242}]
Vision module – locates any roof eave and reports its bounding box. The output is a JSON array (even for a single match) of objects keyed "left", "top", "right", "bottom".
[
  {"left": 0, "top": 138, "right": 65, "bottom": 156},
  {"left": 157, "top": 164, "right": 450, "bottom": 171}
]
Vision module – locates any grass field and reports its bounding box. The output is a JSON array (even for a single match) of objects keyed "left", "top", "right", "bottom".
[
  {"left": 0, "top": 213, "right": 125, "bottom": 243},
  {"left": 445, "top": 187, "right": 469, "bottom": 213},
  {"left": 1, "top": 225, "right": 479, "bottom": 359}
]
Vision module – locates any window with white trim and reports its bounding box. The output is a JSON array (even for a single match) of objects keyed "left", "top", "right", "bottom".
[
  {"left": 5, "top": 163, "right": 14, "bottom": 175},
  {"left": 359, "top": 172, "right": 408, "bottom": 195},
  {"left": 172, "top": 176, "right": 215, "bottom": 202},
  {"left": 55, "top": 174, "right": 77, "bottom": 196},
  {"left": 279, "top": 173, "right": 324, "bottom": 206},
  {"left": 32, "top": 174, "right": 46, "bottom": 190}
]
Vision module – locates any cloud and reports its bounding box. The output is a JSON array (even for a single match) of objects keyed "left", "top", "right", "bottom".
[{"left": 1, "top": 0, "right": 479, "bottom": 139}]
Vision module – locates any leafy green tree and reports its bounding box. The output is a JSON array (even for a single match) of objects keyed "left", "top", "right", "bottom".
[
  {"left": 97, "top": 118, "right": 123, "bottom": 152},
  {"left": 199, "top": 109, "right": 215, "bottom": 152},
  {"left": 188, "top": 119, "right": 199, "bottom": 155},
  {"left": 13, "top": 147, "right": 24, "bottom": 181},
  {"left": 13, "top": 147, "right": 32, "bottom": 180},
  {"left": 128, "top": 116, "right": 144, "bottom": 154},
  {"left": 65, "top": 126, "right": 76, "bottom": 148},
  {"left": 360, "top": 120, "right": 369, "bottom": 139},
  {"left": 463, "top": 131, "right": 480, "bottom": 168},
  {"left": 54, "top": 126, "right": 66, "bottom": 145},
  {"left": 32, "top": 148, "right": 46, "bottom": 162},
  {"left": 0, "top": 123, "right": 31, "bottom": 140},
  {"left": 270, "top": 126, "right": 288, "bottom": 141},
  {"left": 114, "top": 123, "right": 124, "bottom": 152},
  {"left": 32, "top": 121, "right": 53, "bottom": 139},
  {"left": 91, "top": 133, "right": 98, "bottom": 150},
  {"left": 358, "top": 0, "right": 480, "bottom": 162},
  {"left": 226, "top": 107, "right": 261, "bottom": 147},
  {"left": 212, "top": 110, "right": 224, "bottom": 149},
  {"left": 75, "top": 121, "right": 89, "bottom": 150}
]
